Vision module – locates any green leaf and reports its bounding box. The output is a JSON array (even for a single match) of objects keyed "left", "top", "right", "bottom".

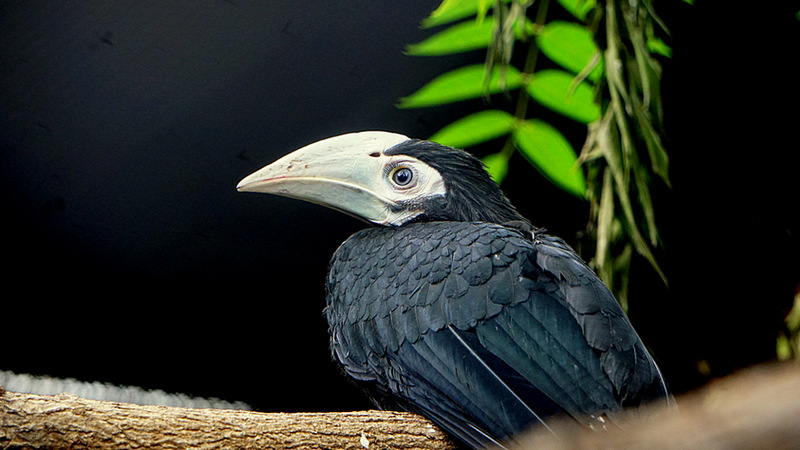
[
  {"left": 398, "top": 64, "right": 523, "bottom": 109},
  {"left": 407, "top": 16, "right": 535, "bottom": 57},
  {"left": 422, "top": 0, "right": 504, "bottom": 28},
  {"left": 512, "top": 120, "right": 586, "bottom": 197},
  {"left": 634, "top": 105, "right": 670, "bottom": 186},
  {"left": 406, "top": 17, "right": 496, "bottom": 56},
  {"left": 423, "top": 0, "right": 475, "bottom": 27},
  {"left": 481, "top": 152, "right": 510, "bottom": 184},
  {"left": 555, "top": 0, "right": 596, "bottom": 21},
  {"left": 429, "top": 110, "right": 516, "bottom": 148},
  {"left": 525, "top": 69, "right": 601, "bottom": 123},
  {"left": 595, "top": 168, "right": 616, "bottom": 274},
  {"left": 647, "top": 36, "right": 672, "bottom": 58},
  {"left": 777, "top": 334, "right": 793, "bottom": 361},
  {"left": 475, "top": 0, "right": 493, "bottom": 23},
  {"left": 536, "top": 21, "right": 602, "bottom": 81}
]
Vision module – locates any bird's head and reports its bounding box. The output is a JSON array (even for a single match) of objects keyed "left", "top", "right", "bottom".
[{"left": 237, "top": 131, "right": 527, "bottom": 227}]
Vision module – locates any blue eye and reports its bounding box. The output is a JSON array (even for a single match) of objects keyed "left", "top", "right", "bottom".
[{"left": 392, "top": 167, "right": 414, "bottom": 186}]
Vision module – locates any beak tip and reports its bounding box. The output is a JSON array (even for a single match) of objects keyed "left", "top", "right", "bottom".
[{"left": 236, "top": 174, "right": 259, "bottom": 192}]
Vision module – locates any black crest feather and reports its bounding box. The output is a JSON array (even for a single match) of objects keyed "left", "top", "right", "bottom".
[{"left": 387, "top": 140, "right": 529, "bottom": 226}]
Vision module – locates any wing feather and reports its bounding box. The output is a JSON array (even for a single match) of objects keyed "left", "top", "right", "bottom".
[{"left": 326, "top": 221, "right": 670, "bottom": 448}]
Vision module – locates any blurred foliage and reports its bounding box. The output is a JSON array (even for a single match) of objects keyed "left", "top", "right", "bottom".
[
  {"left": 777, "top": 290, "right": 800, "bottom": 361},
  {"left": 400, "top": 0, "right": 672, "bottom": 310}
]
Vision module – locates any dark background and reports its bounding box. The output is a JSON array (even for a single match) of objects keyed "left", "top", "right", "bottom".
[{"left": 2, "top": 1, "right": 798, "bottom": 413}]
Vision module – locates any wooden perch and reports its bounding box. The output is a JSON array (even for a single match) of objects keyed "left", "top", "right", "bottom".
[
  {"left": 0, "top": 387, "right": 456, "bottom": 449},
  {"left": 2, "top": 362, "right": 800, "bottom": 449},
  {"left": 516, "top": 361, "right": 800, "bottom": 449}
]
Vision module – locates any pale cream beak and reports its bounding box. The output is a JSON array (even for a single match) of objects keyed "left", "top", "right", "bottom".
[{"left": 237, "top": 131, "right": 411, "bottom": 224}]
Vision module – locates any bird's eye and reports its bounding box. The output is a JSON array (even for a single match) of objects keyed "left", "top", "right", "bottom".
[{"left": 391, "top": 167, "right": 414, "bottom": 187}]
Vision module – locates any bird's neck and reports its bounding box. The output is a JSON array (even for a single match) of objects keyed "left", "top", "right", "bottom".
[{"left": 409, "top": 193, "right": 532, "bottom": 230}]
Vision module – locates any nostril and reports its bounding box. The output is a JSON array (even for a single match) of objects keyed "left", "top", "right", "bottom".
[{"left": 368, "top": 152, "right": 380, "bottom": 158}]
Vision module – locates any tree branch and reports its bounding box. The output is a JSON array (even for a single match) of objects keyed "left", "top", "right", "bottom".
[
  {"left": 3, "top": 362, "right": 800, "bottom": 449},
  {"left": 0, "top": 389, "right": 456, "bottom": 449},
  {"left": 516, "top": 361, "right": 800, "bottom": 449}
]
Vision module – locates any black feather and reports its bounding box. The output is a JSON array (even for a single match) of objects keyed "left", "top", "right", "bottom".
[{"left": 325, "top": 222, "right": 671, "bottom": 448}]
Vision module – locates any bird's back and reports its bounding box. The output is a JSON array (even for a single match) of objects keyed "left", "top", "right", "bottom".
[{"left": 325, "top": 221, "right": 670, "bottom": 449}]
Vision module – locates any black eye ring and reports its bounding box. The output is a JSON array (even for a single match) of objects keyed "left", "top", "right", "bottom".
[{"left": 392, "top": 167, "right": 414, "bottom": 186}]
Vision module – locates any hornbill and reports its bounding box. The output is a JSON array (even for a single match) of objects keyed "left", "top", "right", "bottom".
[{"left": 237, "top": 131, "right": 671, "bottom": 449}]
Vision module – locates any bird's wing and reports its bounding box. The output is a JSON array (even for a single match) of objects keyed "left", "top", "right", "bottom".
[
  {"left": 326, "top": 222, "right": 667, "bottom": 448},
  {"left": 529, "top": 233, "right": 670, "bottom": 406}
]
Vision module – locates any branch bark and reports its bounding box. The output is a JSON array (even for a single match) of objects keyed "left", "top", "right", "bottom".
[
  {"left": 0, "top": 388, "right": 456, "bottom": 449},
  {"left": 516, "top": 361, "right": 800, "bottom": 449},
  {"left": 3, "top": 362, "right": 800, "bottom": 449}
]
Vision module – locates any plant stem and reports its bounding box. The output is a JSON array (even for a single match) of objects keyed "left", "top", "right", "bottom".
[{"left": 501, "top": 0, "right": 550, "bottom": 160}]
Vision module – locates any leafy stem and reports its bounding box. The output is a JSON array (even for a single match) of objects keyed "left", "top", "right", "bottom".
[{"left": 400, "top": 0, "right": 672, "bottom": 309}]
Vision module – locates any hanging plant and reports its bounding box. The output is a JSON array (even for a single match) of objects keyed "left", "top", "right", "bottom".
[{"left": 399, "top": 0, "right": 672, "bottom": 310}]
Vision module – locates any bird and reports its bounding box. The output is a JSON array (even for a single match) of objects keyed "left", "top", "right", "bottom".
[{"left": 237, "top": 131, "right": 672, "bottom": 449}]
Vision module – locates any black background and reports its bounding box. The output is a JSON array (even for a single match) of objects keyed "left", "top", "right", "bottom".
[{"left": 2, "top": 1, "right": 798, "bottom": 413}]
